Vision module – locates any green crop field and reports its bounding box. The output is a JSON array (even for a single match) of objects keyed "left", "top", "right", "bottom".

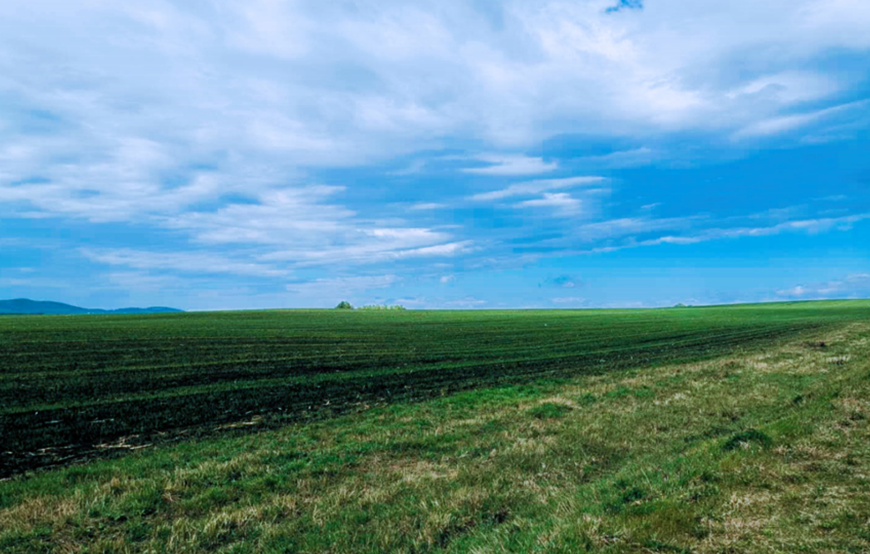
[
  {"left": 2, "top": 301, "right": 866, "bottom": 475},
  {"left": 2, "top": 301, "right": 870, "bottom": 553}
]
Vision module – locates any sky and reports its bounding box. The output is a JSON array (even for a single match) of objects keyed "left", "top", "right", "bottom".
[{"left": 1, "top": 0, "right": 869, "bottom": 310}]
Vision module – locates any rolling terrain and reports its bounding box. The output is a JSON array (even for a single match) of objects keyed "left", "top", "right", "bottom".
[{"left": 0, "top": 298, "right": 182, "bottom": 316}]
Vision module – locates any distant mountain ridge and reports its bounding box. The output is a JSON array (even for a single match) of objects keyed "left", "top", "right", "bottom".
[{"left": 0, "top": 298, "right": 183, "bottom": 315}]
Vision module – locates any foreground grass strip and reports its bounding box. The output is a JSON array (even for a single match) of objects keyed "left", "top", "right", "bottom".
[{"left": 1, "top": 319, "right": 868, "bottom": 553}]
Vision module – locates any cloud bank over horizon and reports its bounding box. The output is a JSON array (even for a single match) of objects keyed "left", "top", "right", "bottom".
[{"left": 1, "top": 0, "right": 869, "bottom": 309}]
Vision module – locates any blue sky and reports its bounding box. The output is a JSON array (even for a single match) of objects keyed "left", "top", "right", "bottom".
[{"left": 1, "top": 0, "right": 869, "bottom": 310}]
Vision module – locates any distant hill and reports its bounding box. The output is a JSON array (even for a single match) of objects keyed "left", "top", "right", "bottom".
[{"left": 0, "top": 298, "right": 183, "bottom": 316}]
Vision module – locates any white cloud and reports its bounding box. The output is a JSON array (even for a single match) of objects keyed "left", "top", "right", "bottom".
[
  {"left": 286, "top": 275, "right": 400, "bottom": 297},
  {"left": 472, "top": 176, "right": 605, "bottom": 201},
  {"left": 577, "top": 148, "right": 658, "bottom": 169},
  {"left": 409, "top": 202, "right": 446, "bottom": 210},
  {"left": 394, "top": 241, "right": 474, "bottom": 259},
  {"left": 735, "top": 100, "right": 869, "bottom": 139},
  {"left": 104, "top": 271, "right": 189, "bottom": 293},
  {"left": 694, "top": 213, "right": 870, "bottom": 240},
  {"left": 517, "top": 193, "right": 583, "bottom": 215},
  {"left": 257, "top": 223, "right": 473, "bottom": 266},
  {"left": 462, "top": 155, "right": 559, "bottom": 176},
  {"left": 552, "top": 297, "right": 586, "bottom": 306},
  {"left": 390, "top": 160, "right": 427, "bottom": 176},
  {"left": 797, "top": 0, "right": 870, "bottom": 50},
  {"left": 572, "top": 216, "right": 701, "bottom": 242},
  {"left": 777, "top": 273, "right": 870, "bottom": 299},
  {"left": 0, "top": 138, "right": 225, "bottom": 223},
  {"left": 729, "top": 71, "right": 839, "bottom": 105},
  {"left": 777, "top": 285, "right": 809, "bottom": 297},
  {"left": 0, "top": 275, "right": 69, "bottom": 289},
  {"left": 443, "top": 297, "right": 488, "bottom": 309},
  {"left": 570, "top": 213, "right": 870, "bottom": 255},
  {"left": 80, "top": 248, "right": 288, "bottom": 278},
  {"left": 164, "top": 186, "right": 352, "bottom": 244},
  {"left": 158, "top": 189, "right": 471, "bottom": 268},
  {"left": 386, "top": 294, "right": 491, "bottom": 309}
]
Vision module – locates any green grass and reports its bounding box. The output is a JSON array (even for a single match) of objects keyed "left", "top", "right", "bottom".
[
  {"left": 1, "top": 301, "right": 869, "bottom": 552},
  {"left": 2, "top": 301, "right": 869, "bottom": 475}
]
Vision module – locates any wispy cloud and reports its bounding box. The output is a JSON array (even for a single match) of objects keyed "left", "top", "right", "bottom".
[
  {"left": 572, "top": 213, "right": 870, "bottom": 255},
  {"left": 517, "top": 193, "right": 583, "bottom": 215},
  {"left": 687, "top": 213, "right": 870, "bottom": 241},
  {"left": 777, "top": 285, "right": 809, "bottom": 297},
  {"left": 462, "top": 155, "right": 558, "bottom": 176},
  {"left": 472, "top": 176, "right": 605, "bottom": 201},
  {"left": 728, "top": 71, "right": 840, "bottom": 105},
  {"left": 572, "top": 216, "right": 702, "bottom": 242},
  {"left": 552, "top": 297, "right": 586, "bottom": 306},
  {"left": 735, "top": 100, "right": 869, "bottom": 139},
  {"left": 259, "top": 234, "right": 473, "bottom": 267},
  {"left": 577, "top": 148, "right": 658, "bottom": 169},
  {"left": 409, "top": 202, "right": 447, "bottom": 210},
  {"left": 777, "top": 273, "right": 870, "bottom": 299},
  {"left": 162, "top": 190, "right": 470, "bottom": 267},
  {"left": 165, "top": 187, "right": 353, "bottom": 245},
  {"left": 80, "top": 248, "right": 288, "bottom": 278},
  {"left": 443, "top": 297, "right": 488, "bottom": 309},
  {"left": 104, "top": 271, "right": 190, "bottom": 293},
  {"left": 286, "top": 275, "right": 400, "bottom": 297},
  {"left": 0, "top": 139, "right": 223, "bottom": 223},
  {"left": 389, "top": 160, "right": 427, "bottom": 176}
]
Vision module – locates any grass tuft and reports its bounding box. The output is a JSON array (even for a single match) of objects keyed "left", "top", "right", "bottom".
[
  {"left": 722, "top": 428, "right": 774, "bottom": 451},
  {"left": 527, "top": 402, "right": 573, "bottom": 419}
]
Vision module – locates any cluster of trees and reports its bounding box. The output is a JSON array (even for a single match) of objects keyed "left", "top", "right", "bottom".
[{"left": 334, "top": 301, "right": 406, "bottom": 311}]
